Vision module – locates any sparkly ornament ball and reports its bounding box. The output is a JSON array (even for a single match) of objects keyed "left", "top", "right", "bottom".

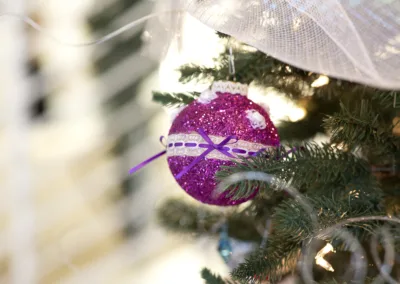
[{"left": 167, "top": 81, "right": 279, "bottom": 206}]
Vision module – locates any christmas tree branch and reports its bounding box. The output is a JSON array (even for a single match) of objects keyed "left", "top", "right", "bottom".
[
  {"left": 201, "top": 268, "right": 237, "bottom": 284},
  {"left": 273, "top": 197, "right": 383, "bottom": 244},
  {"left": 216, "top": 143, "right": 372, "bottom": 200},
  {"left": 179, "top": 64, "right": 223, "bottom": 83},
  {"left": 368, "top": 89, "right": 400, "bottom": 110},
  {"left": 232, "top": 197, "right": 383, "bottom": 282},
  {"left": 232, "top": 238, "right": 300, "bottom": 282},
  {"left": 324, "top": 100, "right": 400, "bottom": 155},
  {"left": 342, "top": 87, "right": 399, "bottom": 112},
  {"left": 178, "top": 49, "right": 316, "bottom": 98},
  {"left": 157, "top": 199, "right": 262, "bottom": 241},
  {"left": 152, "top": 91, "right": 199, "bottom": 107}
]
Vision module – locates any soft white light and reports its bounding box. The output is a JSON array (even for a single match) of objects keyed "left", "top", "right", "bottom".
[
  {"left": 311, "top": 75, "right": 330, "bottom": 88},
  {"left": 315, "top": 243, "right": 335, "bottom": 272},
  {"left": 315, "top": 257, "right": 334, "bottom": 272},
  {"left": 319, "top": 243, "right": 334, "bottom": 255},
  {"left": 288, "top": 107, "right": 306, "bottom": 122},
  {"left": 248, "top": 88, "right": 307, "bottom": 124}
]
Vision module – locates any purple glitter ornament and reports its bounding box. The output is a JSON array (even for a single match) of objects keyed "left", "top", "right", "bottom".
[{"left": 167, "top": 81, "right": 280, "bottom": 206}]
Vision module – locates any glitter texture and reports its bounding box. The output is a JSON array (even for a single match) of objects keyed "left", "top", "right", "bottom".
[{"left": 168, "top": 89, "right": 280, "bottom": 206}]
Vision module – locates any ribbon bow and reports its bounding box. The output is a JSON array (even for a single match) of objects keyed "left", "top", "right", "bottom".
[
  {"left": 129, "top": 128, "right": 238, "bottom": 179},
  {"left": 175, "top": 128, "right": 237, "bottom": 179}
]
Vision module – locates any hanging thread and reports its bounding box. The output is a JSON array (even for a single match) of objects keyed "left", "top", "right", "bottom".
[
  {"left": 227, "top": 38, "right": 237, "bottom": 82},
  {"left": 0, "top": 10, "right": 184, "bottom": 47},
  {"left": 228, "top": 45, "right": 235, "bottom": 76}
]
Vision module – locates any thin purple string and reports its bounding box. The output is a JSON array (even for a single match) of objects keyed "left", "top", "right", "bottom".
[
  {"left": 129, "top": 136, "right": 167, "bottom": 174},
  {"left": 129, "top": 150, "right": 166, "bottom": 174}
]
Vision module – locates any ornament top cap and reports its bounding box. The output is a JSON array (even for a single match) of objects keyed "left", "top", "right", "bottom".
[{"left": 212, "top": 81, "right": 248, "bottom": 97}]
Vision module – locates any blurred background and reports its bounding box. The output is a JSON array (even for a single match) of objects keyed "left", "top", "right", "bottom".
[{"left": 0, "top": 0, "right": 309, "bottom": 283}]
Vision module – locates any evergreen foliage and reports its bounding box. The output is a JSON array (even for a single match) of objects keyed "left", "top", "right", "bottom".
[
  {"left": 232, "top": 238, "right": 299, "bottom": 282},
  {"left": 201, "top": 268, "right": 234, "bottom": 284},
  {"left": 152, "top": 33, "right": 400, "bottom": 283},
  {"left": 157, "top": 199, "right": 261, "bottom": 242},
  {"left": 152, "top": 91, "right": 199, "bottom": 107},
  {"left": 324, "top": 100, "right": 400, "bottom": 155},
  {"left": 215, "top": 143, "right": 377, "bottom": 200}
]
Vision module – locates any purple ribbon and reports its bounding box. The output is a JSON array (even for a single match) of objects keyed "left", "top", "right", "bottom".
[
  {"left": 129, "top": 128, "right": 238, "bottom": 178},
  {"left": 175, "top": 128, "right": 237, "bottom": 179},
  {"left": 129, "top": 132, "right": 302, "bottom": 178}
]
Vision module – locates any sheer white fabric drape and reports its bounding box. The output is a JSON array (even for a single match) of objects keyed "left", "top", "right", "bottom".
[{"left": 145, "top": 0, "right": 400, "bottom": 89}]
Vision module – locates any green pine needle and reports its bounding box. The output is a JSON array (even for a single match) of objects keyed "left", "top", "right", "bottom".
[
  {"left": 232, "top": 238, "right": 299, "bottom": 282},
  {"left": 324, "top": 100, "right": 400, "bottom": 155},
  {"left": 152, "top": 91, "right": 199, "bottom": 107},
  {"left": 231, "top": 196, "right": 383, "bottom": 282},
  {"left": 157, "top": 199, "right": 261, "bottom": 242},
  {"left": 216, "top": 143, "right": 372, "bottom": 201},
  {"left": 201, "top": 268, "right": 231, "bottom": 284},
  {"left": 273, "top": 196, "right": 383, "bottom": 244},
  {"left": 178, "top": 49, "right": 314, "bottom": 98}
]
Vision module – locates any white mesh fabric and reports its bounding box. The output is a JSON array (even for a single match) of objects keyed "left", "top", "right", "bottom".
[{"left": 145, "top": 0, "right": 400, "bottom": 89}]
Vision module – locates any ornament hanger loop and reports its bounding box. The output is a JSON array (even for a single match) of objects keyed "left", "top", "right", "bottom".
[
  {"left": 228, "top": 46, "right": 235, "bottom": 76},
  {"left": 227, "top": 39, "right": 236, "bottom": 81},
  {"left": 159, "top": 135, "right": 168, "bottom": 148}
]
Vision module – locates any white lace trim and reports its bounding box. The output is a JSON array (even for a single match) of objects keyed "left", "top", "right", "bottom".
[
  {"left": 167, "top": 133, "right": 270, "bottom": 160},
  {"left": 211, "top": 81, "right": 248, "bottom": 97},
  {"left": 246, "top": 109, "right": 267, "bottom": 130}
]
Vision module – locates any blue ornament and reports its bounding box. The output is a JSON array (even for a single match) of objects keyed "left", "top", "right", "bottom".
[{"left": 218, "top": 224, "right": 232, "bottom": 263}]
